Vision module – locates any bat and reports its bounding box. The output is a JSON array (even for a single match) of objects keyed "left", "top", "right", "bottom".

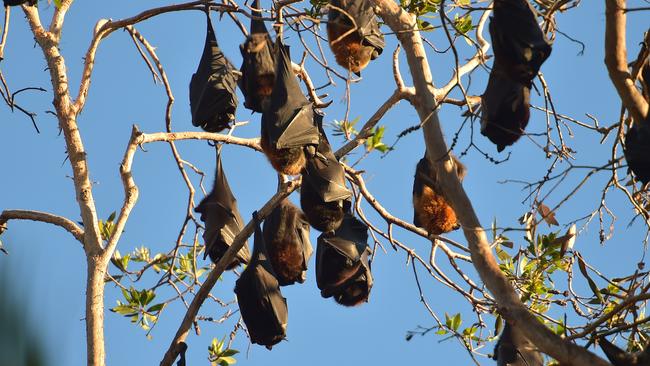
[
  {"left": 262, "top": 199, "right": 313, "bottom": 286},
  {"left": 300, "top": 112, "right": 352, "bottom": 232},
  {"left": 260, "top": 41, "right": 320, "bottom": 175},
  {"left": 481, "top": 0, "right": 551, "bottom": 151},
  {"left": 493, "top": 323, "right": 543, "bottom": 366},
  {"left": 412, "top": 154, "right": 466, "bottom": 235},
  {"left": 316, "top": 214, "right": 373, "bottom": 306},
  {"left": 234, "top": 214, "right": 288, "bottom": 349},
  {"left": 480, "top": 62, "right": 531, "bottom": 152},
  {"left": 239, "top": 0, "right": 276, "bottom": 113},
  {"left": 326, "top": 0, "right": 384, "bottom": 76},
  {"left": 194, "top": 147, "right": 250, "bottom": 269},
  {"left": 189, "top": 13, "right": 239, "bottom": 132},
  {"left": 3, "top": 0, "right": 36, "bottom": 6},
  {"left": 622, "top": 139, "right": 650, "bottom": 183},
  {"left": 599, "top": 337, "right": 650, "bottom": 366},
  {"left": 489, "top": 0, "right": 552, "bottom": 86}
]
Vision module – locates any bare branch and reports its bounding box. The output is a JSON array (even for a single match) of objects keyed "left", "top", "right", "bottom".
[
  {"left": 0, "top": 209, "right": 84, "bottom": 243},
  {"left": 604, "top": 0, "right": 649, "bottom": 124}
]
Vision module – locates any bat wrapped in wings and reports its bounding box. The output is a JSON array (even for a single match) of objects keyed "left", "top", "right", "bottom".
[
  {"left": 316, "top": 214, "right": 373, "bottom": 306},
  {"left": 493, "top": 322, "right": 543, "bottom": 366},
  {"left": 300, "top": 112, "right": 352, "bottom": 232},
  {"left": 327, "top": 0, "right": 384, "bottom": 76},
  {"left": 194, "top": 147, "right": 250, "bottom": 269},
  {"left": 598, "top": 337, "right": 650, "bottom": 366},
  {"left": 412, "top": 154, "right": 466, "bottom": 235},
  {"left": 239, "top": 0, "right": 276, "bottom": 113},
  {"left": 623, "top": 61, "right": 650, "bottom": 186},
  {"left": 3, "top": 0, "right": 36, "bottom": 6},
  {"left": 260, "top": 41, "right": 320, "bottom": 175},
  {"left": 189, "top": 13, "right": 239, "bottom": 132},
  {"left": 234, "top": 213, "right": 288, "bottom": 349},
  {"left": 480, "top": 0, "right": 552, "bottom": 151},
  {"left": 262, "top": 199, "right": 313, "bottom": 286}
]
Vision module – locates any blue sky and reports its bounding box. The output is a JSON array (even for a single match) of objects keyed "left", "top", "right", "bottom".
[{"left": 0, "top": 0, "right": 648, "bottom": 365}]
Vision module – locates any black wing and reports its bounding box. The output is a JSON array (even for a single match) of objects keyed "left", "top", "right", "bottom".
[
  {"left": 239, "top": 0, "right": 276, "bottom": 113},
  {"left": 194, "top": 147, "right": 250, "bottom": 269},
  {"left": 490, "top": 0, "right": 552, "bottom": 86},
  {"left": 189, "top": 15, "right": 239, "bottom": 132},
  {"left": 234, "top": 217, "right": 288, "bottom": 349},
  {"left": 481, "top": 63, "right": 531, "bottom": 152},
  {"left": 316, "top": 214, "right": 372, "bottom": 305},
  {"left": 261, "top": 42, "right": 319, "bottom": 149}
]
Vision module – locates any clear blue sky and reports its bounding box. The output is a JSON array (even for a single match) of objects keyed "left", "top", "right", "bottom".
[{"left": 0, "top": 1, "right": 648, "bottom": 365}]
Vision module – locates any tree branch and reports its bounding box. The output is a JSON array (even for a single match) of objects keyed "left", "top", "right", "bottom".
[
  {"left": 604, "top": 0, "right": 649, "bottom": 124},
  {"left": 0, "top": 209, "right": 84, "bottom": 243},
  {"left": 369, "top": 0, "right": 610, "bottom": 365}
]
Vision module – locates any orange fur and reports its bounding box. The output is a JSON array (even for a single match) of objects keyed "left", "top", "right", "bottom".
[
  {"left": 413, "top": 186, "right": 459, "bottom": 235},
  {"left": 257, "top": 74, "right": 275, "bottom": 98},
  {"left": 412, "top": 156, "right": 466, "bottom": 235},
  {"left": 260, "top": 134, "right": 306, "bottom": 175},
  {"left": 327, "top": 23, "right": 374, "bottom": 74},
  {"left": 268, "top": 240, "right": 305, "bottom": 283}
]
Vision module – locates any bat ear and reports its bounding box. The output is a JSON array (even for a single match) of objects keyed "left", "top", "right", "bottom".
[{"left": 354, "top": 71, "right": 362, "bottom": 77}]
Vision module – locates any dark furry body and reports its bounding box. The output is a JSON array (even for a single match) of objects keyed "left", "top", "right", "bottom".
[
  {"left": 599, "top": 337, "right": 650, "bottom": 366},
  {"left": 493, "top": 323, "right": 543, "bottom": 366},
  {"left": 412, "top": 155, "right": 466, "bottom": 235},
  {"left": 624, "top": 121, "right": 650, "bottom": 186},
  {"left": 316, "top": 215, "right": 372, "bottom": 306},
  {"left": 3, "top": 0, "right": 36, "bottom": 6},
  {"left": 262, "top": 200, "right": 312, "bottom": 286},
  {"left": 300, "top": 181, "right": 345, "bottom": 233}
]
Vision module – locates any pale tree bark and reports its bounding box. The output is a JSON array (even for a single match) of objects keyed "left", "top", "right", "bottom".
[
  {"left": 604, "top": 0, "right": 649, "bottom": 124},
  {"left": 368, "top": 0, "right": 611, "bottom": 365}
]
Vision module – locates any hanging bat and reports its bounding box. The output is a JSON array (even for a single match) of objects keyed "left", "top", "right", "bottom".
[
  {"left": 412, "top": 154, "right": 466, "bottom": 235},
  {"left": 260, "top": 41, "right": 320, "bottom": 175},
  {"left": 489, "top": 0, "right": 552, "bottom": 86},
  {"left": 480, "top": 62, "right": 531, "bottom": 152},
  {"left": 239, "top": 0, "right": 276, "bottom": 113},
  {"left": 301, "top": 112, "right": 352, "bottom": 232},
  {"left": 481, "top": 0, "right": 551, "bottom": 151},
  {"left": 262, "top": 199, "right": 313, "bottom": 286},
  {"left": 234, "top": 214, "right": 288, "bottom": 349},
  {"left": 493, "top": 322, "right": 543, "bottom": 366},
  {"left": 599, "top": 337, "right": 650, "bottom": 366},
  {"left": 327, "top": 0, "right": 385, "bottom": 76},
  {"left": 624, "top": 122, "right": 650, "bottom": 186},
  {"left": 3, "top": 0, "right": 36, "bottom": 6},
  {"left": 316, "top": 214, "right": 373, "bottom": 306},
  {"left": 194, "top": 147, "right": 250, "bottom": 270},
  {"left": 189, "top": 13, "right": 239, "bottom": 132}
]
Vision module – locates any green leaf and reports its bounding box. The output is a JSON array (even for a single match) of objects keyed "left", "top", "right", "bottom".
[
  {"left": 221, "top": 349, "right": 239, "bottom": 357},
  {"left": 451, "top": 313, "right": 462, "bottom": 331},
  {"left": 147, "top": 303, "right": 165, "bottom": 313},
  {"left": 453, "top": 14, "right": 472, "bottom": 35},
  {"left": 107, "top": 211, "right": 116, "bottom": 223},
  {"left": 53, "top": 0, "right": 61, "bottom": 8},
  {"left": 220, "top": 356, "right": 236, "bottom": 365}
]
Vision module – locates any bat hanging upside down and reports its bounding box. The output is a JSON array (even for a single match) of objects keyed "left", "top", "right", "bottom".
[
  {"left": 412, "top": 154, "right": 467, "bottom": 235},
  {"left": 326, "top": 0, "right": 385, "bottom": 76}
]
